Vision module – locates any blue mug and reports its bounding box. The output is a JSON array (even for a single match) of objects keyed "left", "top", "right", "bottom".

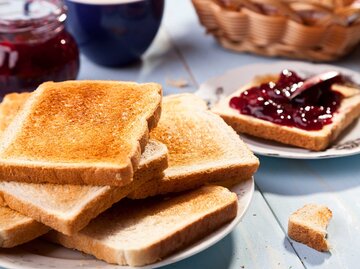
[{"left": 64, "top": 0, "right": 164, "bottom": 66}]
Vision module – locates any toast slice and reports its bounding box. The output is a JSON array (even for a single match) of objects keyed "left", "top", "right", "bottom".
[
  {"left": 128, "top": 94, "right": 259, "bottom": 199},
  {"left": 46, "top": 185, "right": 238, "bottom": 266},
  {"left": 0, "top": 140, "right": 167, "bottom": 235},
  {"left": 0, "top": 206, "right": 50, "bottom": 248},
  {"left": 0, "top": 81, "right": 162, "bottom": 186},
  {"left": 0, "top": 93, "right": 30, "bottom": 134},
  {"left": 0, "top": 92, "right": 168, "bottom": 235},
  {"left": 212, "top": 75, "right": 360, "bottom": 151},
  {"left": 288, "top": 204, "right": 332, "bottom": 252},
  {"left": 0, "top": 138, "right": 167, "bottom": 245}
]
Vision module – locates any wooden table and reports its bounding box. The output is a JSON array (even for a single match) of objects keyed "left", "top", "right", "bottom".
[{"left": 78, "top": 1, "right": 360, "bottom": 268}]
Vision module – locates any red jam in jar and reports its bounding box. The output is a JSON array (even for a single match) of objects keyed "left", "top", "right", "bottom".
[
  {"left": 229, "top": 70, "right": 344, "bottom": 131},
  {"left": 0, "top": 0, "right": 79, "bottom": 95}
]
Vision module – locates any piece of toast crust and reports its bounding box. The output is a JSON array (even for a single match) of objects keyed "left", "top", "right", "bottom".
[
  {"left": 128, "top": 94, "right": 259, "bottom": 199},
  {"left": 46, "top": 185, "right": 238, "bottom": 267},
  {"left": 0, "top": 206, "right": 50, "bottom": 248},
  {"left": 0, "top": 92, "right": 168, "bottom": 235},
  {"left": 0, "top": 81, "right": 162, "bottom": 186},
  {"left": 288, "top": 204, "right": 332, "bottom": 252},
  {"left": 212, "top": 75, "right": 360, "bottom": 151}
]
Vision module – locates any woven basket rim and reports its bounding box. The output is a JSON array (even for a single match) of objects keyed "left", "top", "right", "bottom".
[{"left": 203, "top": 0, "right": 360, "bottom": 26}]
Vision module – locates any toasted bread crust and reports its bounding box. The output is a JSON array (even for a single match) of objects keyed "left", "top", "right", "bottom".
[
  {"left": 0, "top": 141, "right": 167, "bottom": 247},
  {"left": 0, "top": 141, "right": 168, "bottom": 235},
  {"left": 288, "top": 220, "right": 330, "bottom": 251},
  {"left": 128, "top": 94, "right": 259, "bottom": 199},
  {"left": 213, "top": 78, "right": 360, "bottom": 151},
  {"left": 0, "top": 93, "right": 31, "bottom": 135},
  {"left": 0, "top": 81, "right": 162, "bottom": 186},
  {"left": 129, "top": 162, "right": 256, "bottom": 199},
  {"left": 46, "top": 186, "right": 238, "bottom": 266},
  {"left": 220, "top": 114, "right": 330, "bottom": 151},
  {"left": 288, "top": 204, "right": 332, "bottom": 252},
  {"left": 0, "top": 206, "right": 50, "bottom": 248}
]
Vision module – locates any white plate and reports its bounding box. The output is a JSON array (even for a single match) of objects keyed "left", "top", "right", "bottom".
[
  {"left": 0, "top": 178, "right": 254, "bottom": 269},
  {"left": 195, "top": 61, "right": 360, "bottom": 159}
]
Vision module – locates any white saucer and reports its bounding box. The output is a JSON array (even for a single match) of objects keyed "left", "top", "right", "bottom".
[{"left": 195, "top": 61, "right": 360, "bottom": 159}]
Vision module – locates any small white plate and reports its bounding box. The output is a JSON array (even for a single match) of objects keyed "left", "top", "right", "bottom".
[
  {"left": 195, "top": 61, "right": 360, "bottom": 159},
  {"left": 0, "top": 178, "right": 254, "bottom": 269}
]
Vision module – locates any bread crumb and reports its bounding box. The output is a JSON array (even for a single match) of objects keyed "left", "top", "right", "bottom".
[
  {"left": 166, "top": 78, "right": 189, "bottom": 88},
  {"left": 288, "top": 204, "right": 332, "bottom": 252}
]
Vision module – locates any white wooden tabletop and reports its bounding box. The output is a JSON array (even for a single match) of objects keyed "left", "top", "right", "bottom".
[{"left": 78, "top": 1, "right": 360, "bottom": 268}]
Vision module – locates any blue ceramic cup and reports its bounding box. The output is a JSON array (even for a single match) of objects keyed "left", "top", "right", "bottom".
[{"left": 64, "top": 0, "right": 164, "bottom": 66}]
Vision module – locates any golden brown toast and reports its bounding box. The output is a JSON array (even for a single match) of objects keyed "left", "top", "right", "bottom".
[
  {"left": 0, "top": 93, "right": 30, "bottom": 134},
  {"left": 0, "top": 81, "right": 162, "bottom": 186},
  {"left": 0, "top": 93, "right": 168, "bottom": 235},
  {"left": 0, "top": 206, "right": 50, "bottom": 248},
  {"left": 0, "top": 139, "right": 167, "bottom": 240},
  {"left": 46, "top": 185, "right": 238, "bottom": 266},
  {"left": 212, "top": 74, "right": 360, "bottom": 151},
  {"left": 128, "top": 94, "right": 259, "bottom": 199},
  {"left": 288, "top": 204, "right": 332, "bottom": 252}
]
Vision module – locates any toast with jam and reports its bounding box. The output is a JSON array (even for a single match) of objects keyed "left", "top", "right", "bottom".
[{"left": 212, "top": 70, "right": 360, "bottom": 151}]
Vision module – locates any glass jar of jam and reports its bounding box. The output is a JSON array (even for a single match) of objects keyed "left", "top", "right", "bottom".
[{"left": 0, "top": 0, "right": 80, "bottom": 95}]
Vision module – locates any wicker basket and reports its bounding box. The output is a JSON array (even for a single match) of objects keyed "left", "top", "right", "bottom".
[{"left": 192, "top": 0, "right": 360, "bottom": 61}]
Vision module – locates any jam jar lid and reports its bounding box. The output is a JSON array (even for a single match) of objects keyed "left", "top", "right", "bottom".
[{"left": 0, "top": 0, "right": 66, "bottom": 42}]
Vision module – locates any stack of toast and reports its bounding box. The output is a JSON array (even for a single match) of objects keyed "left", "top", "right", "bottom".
[{"left": 0, "top": 81, "right": 259, "bottom": 266}]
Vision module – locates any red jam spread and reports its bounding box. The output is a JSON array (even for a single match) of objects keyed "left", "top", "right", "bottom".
[
  {"left": 229, "top": 70, "right": 344, "bottom": 131},
  {"left": 0, "top": 0, "right": 79, "bottom": 94}
]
